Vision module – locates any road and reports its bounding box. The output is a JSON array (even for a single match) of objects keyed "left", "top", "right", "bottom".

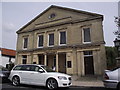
[{"left": 0, "top": 82, "right": 112, "bottom": 90}]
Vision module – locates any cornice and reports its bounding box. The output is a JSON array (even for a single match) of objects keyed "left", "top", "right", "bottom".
[
  {"left": 17, "top": 16, "right": 103, "bottom": 34},
  {"left": 16, "top": 41, "right": 105, "bottom": 53}
]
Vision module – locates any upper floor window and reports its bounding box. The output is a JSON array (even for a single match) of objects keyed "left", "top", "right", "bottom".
[
  {"left": 83, "top": 28, "right": 91, "bottom": 43},
  {"left": 38, "top": 35, "right": 43, "bottom": 47},
  {"left": 48, "top": 33, "right": 54, "bottom": 46},
  {"left": 60, "top": 31, "right": 66, "bottom": 45},
  {"left": 23, "top": 37, "right": 28, "bottom": 49}
]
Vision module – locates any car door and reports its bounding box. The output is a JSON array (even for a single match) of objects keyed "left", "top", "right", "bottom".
[
  {"left": 19, "top": 65, "right": 32, "bottom": 84},
  {"left": 29, "top": 65, "right": 46, "bottom": 86}
]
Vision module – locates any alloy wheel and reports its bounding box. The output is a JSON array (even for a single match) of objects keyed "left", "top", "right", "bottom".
[
  {"left": 47, "top": 79, "right": 58, "bottom": 90},
  {"left": 12, "top": 76, "right": 20, "bottom": 86}
]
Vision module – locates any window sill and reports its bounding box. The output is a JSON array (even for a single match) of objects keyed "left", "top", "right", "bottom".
[
  {"left": 22, "top": 48, "right": 28, "bottom": 50},
  {"left": 83, "top": 42, "right": 91, "bottom": 44},
  {"left": 59, "top": 44, "right": 67, "bottom": 46}
]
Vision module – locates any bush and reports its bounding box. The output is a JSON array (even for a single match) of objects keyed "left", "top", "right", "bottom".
[{"left": 105, "top": 46, "right": 117, "bottom": 69}]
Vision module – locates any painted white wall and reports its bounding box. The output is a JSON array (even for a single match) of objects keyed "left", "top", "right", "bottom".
[{"left": 0, "top": 54, "right": 15, "bottom": 67}]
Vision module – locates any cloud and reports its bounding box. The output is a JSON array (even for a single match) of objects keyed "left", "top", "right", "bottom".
[{"left": 2, "top": 22, "right": 16, "bottom": 33}]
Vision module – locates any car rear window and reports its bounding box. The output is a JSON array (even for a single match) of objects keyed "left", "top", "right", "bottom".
[
  {"left": 13, "top": 65, "right": 22, "bottom": 70},
  {"left": 13, "top": 65, "right": 30, "bottom": 71},
  {"left": 13, "top": 65, "right": 40, "bottom": 72}
]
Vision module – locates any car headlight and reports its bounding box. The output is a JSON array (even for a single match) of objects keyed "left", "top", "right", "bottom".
[{"left": 58, "top": 76, "right": 67, "bottom": 80}]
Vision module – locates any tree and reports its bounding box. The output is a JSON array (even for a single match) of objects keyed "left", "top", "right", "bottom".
[
  {"left": 105, "top": 46, "right": 117, "bottom": 69},
  {"left": 114, "top": 16, "right": 120, "bottom": 38}
]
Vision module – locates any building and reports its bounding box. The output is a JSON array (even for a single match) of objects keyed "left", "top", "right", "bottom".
[
  {"left": 0, "top": 48, "right": 16, "bottom": 67},
  {"left": 16, "top": 5, "right": 106, "bottom": 76}
]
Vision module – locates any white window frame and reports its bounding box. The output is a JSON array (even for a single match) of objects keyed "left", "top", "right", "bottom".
[
  {"left": 23, "top": 37, "right": 28, "bottom": 50},
  {"left": 82, "top": 27, "right": 91, "bottom": 44},
  {"left": 59, "top": 31, "right": 67, "bottom": 46},
  {"left": 48, "top": 33, "right": 54, "bottom": 47},
  {"left": 84, "top": 51, "right": 93, "bottom": 57},
  {"left": 37, "top": 34, "right": 44, "bottom": 48}
]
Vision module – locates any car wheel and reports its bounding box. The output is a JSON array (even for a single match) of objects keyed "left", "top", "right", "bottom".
[
  {"left": 46, "top": 78, "right": 58, "bottom": 90},
  {"left": 12, "top": 76, "right": 20, "bottom": 86}
]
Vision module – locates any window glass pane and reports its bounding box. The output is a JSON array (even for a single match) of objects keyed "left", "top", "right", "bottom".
[
  {"left": 60, "top": 31, "right": 66, "bottom": 44},
  {"left": 23, "top": 37, "right": 28, "bottom": 48},
  {"left": 13, "top": 65, "right": 22, "bottom": 70},
  {"left": 84, "top": 51, "right": 92, "bottom": 56},
  {"left": 83, "top": 28, "right": 91, "bottom": 42},
  {"left": 49, "top": 33, "right": 54, "bottom": 46},
  {"left": 21, "top": 65, "right": 30, "bottom": 71},
  {"left": 67, "top": 61, "right": 72, "bottom": 68},
  {"left": 29, "top": 66, "right": 39, "bottom": 71},
  {"left": 38, "top": 35, "right": 43, "bottom": 47},
  {"left": 22, "top": 55, "right": 27, "bottom": 64},
  {"left": 53, "top": 56, "right": 56, "bottom": 67}
]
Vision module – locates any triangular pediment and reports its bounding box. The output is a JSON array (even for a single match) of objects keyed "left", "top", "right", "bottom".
[{"left": 17, "top": 5, "right": 103, "bottom": 33}]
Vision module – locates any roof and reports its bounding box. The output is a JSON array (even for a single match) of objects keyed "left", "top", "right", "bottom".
[
  {"left": 0, "top": 48, "right": 16, "bottom": 57},
  {"left": 17, "top": 5, "right": 103, "bottom": 33}
]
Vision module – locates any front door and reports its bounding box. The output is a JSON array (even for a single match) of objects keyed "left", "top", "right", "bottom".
[
  {"left": 58, "top": 53, "right": 66, "bottom": 73},
  {"left": 84, "top": 56, "right": 94, "bottom": 75},
  {"left": 29, "top": 65, "right": 45, "bottom": 85}
]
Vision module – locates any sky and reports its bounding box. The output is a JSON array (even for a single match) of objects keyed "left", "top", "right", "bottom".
[{"left": 1, "top": 1, "right": 119, "bottom": 50}]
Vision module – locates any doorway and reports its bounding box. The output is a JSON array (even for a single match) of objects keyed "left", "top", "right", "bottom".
[
  {"left": 38, "top": 54, "right": 44, "bottom": 65},
  {"left": 58, "top": 53, "right": 66, "bottom": 73},
  {"left": 84, "top": 51, "right": 94, "bottom": 75}
]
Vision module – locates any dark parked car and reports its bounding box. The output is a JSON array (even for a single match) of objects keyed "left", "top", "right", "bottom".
[{"left": 0, "top": 65, "right": 10, "bottom": 83}]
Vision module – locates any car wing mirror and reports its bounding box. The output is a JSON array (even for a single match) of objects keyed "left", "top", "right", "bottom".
[{"left": 39, "top": 69, "right": 44, "bottom": 73}]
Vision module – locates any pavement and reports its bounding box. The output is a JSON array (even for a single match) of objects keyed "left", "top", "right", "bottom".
[
  {"left": 0, "top": 75, "right": 104, "bottom": 89},
  {"left": 71, "top": 75, "right": 104, "bottom": 87}
]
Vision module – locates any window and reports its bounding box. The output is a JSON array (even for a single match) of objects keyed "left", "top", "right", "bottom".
[
  {"left": 83, "top": 28, "right": 91, "bottom": 43},
  {"left": 13, "top": 65, "right": 22, "bottom": 70},
  {"left": 49, "top": 13, "right": 56, "bottom": 19},
  {"left": 60, "top": 31, "right": 66, "bottom": 45},
  {"left": 53, "top": 56, "right": 56, "bottom": 67},
  {"left": 22, "top": 55, "right": 27, "bottom": 64},
  {"left": 30, "top": 65, "right": 40, "bottom": 72},
  {"left": 38, "top": 35, "right": 43, "bottom": 47},
  {"left": 48, "top": 33, "right": 54, "bottom": 46},
  {"left": 67, "top": 61, "right": 72, "bottom": 68},
  {"left": 84, "top": 51, "right": 93, "bottom": 57},
  {"left": 23, "top": 37, "right": 28, "bottom": 49}
]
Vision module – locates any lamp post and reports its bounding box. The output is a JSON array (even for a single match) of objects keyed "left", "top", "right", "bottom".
[{"left": 114, "top": 38, "right": 120, "bottom": 67}]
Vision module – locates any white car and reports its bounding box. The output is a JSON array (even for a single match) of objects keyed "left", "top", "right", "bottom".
[
  {"left": 9, "top": 64, "right": 72, "bottom": 90},
  {"left": 103, "top": 67, "right": 120, "bottom": 90}
]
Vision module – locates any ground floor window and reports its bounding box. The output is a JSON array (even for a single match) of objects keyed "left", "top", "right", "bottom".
[
  {"left": 67, "top": 61, "right": 72, "bottom": 68},
  {"left": 22, "top": 55, "right": 27, "bottom": 64},
  {"left": 38, "top": 55, "right": 44, "bottom": 65}
]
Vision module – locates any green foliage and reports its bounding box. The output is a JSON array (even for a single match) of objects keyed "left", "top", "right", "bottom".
[{"left": 105, "top": 46, "right": 117, "bottom": 69}]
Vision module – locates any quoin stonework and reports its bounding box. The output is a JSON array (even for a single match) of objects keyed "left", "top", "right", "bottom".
[{"left": 16, "top": 5, "right": 106, "bottom": 76}]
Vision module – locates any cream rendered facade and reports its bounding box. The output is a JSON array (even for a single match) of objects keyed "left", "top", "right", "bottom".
[{"left": 16, "top": 5, "right": 106, "bottom": 76}]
